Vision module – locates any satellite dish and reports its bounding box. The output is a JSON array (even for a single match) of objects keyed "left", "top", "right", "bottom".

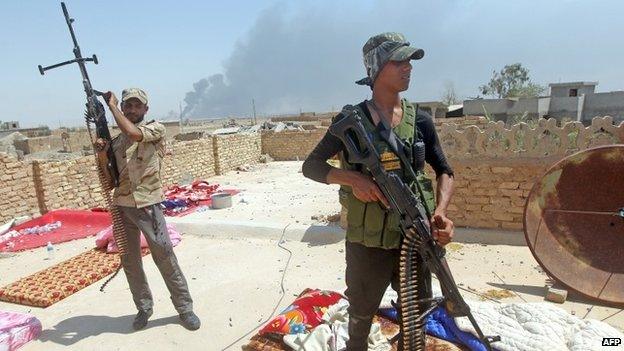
[{"left": 524, "top": 145, "right": 624, "bottom": 306}]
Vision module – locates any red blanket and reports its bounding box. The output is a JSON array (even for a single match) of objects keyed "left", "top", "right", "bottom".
[{"left": 0, "top": 210, "right": 111, "bottom": 252}]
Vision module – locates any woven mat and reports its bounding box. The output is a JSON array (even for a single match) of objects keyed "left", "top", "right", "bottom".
[{"left": 0, "top": 248, "right": 148, "bottom": 308}]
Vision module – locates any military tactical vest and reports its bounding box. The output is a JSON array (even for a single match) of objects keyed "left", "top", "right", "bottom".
[{"left": 339, "top": 99, "right": 436, "bottom": 249}]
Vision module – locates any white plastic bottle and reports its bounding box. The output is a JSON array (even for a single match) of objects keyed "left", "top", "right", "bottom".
[{"left": 46, "top": 241, "right": 54, "bottom": 260}]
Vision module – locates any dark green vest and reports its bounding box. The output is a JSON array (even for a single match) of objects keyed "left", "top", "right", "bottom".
[{"left": 339, "top": 99, "right": 436, "bottom": 249}]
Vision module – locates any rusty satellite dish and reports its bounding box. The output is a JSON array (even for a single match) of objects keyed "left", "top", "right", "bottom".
[{"left": 524, "top": 144, "right": 624, "bottom": 306}]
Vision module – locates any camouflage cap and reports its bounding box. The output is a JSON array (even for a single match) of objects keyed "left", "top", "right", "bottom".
[
  {"left": 122, "top": 88, "right": 148, "bottom": 105},
  {"left": 356, "top": 32, "right": 424, "bottom": 87}
]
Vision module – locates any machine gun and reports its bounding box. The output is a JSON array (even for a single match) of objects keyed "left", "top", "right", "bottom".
[
  {"left": 329, "top": 107, "right": 500, "bottom": 350},
  {"left": 38, "top": 3, "right": 128, "bottom": 289},
  {"left": 38, "top": 2, "right": 119, "bottom": 187}
]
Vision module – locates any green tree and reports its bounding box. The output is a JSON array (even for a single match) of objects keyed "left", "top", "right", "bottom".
[{"left": 479, "top": 63, "right": 545, "bottom": 98}]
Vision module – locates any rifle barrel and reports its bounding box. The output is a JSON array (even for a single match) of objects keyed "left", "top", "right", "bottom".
[{"left": 61, "top": 2, "right": 80, "bottom": 50}]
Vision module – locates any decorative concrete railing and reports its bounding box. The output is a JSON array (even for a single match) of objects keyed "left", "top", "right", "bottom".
[{"left": 438, "top": 116, "right": 624, "bottom": 159}]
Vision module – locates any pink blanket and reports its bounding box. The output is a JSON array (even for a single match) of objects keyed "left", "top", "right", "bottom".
[
  {"left": 0, "top": 311, "right": 41, "bottom": 351},
  {"left": 95, "top": 223, "right": 182, "bottom": 253}
]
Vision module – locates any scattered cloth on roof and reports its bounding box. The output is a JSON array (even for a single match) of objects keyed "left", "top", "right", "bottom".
[
  {"left": 283, "top": 298, "right": 391, "bottom": 351},
  {"left": 378, "top": 286, "right": 486, "bottom": 351},
  {"left": 161, "top": 180, "right": 239, "bottom": 217},
  {"left": 244, "top": 289, "right": 462, "bottom": 351},
  {"left": 164, "top": 180, "right": 220, "bottom": 202},
  {"left": 94, "top": 223, "right": 181, "bottom": 253},
  {"left": 426, "top": 306, "right": 490, "bottom": 351},
  {"left": 260, "top": 289, "right": 344, "bottom": 336},
  {"left": 161, "top": 199, "right": 190, "bottom": 216},
  {"left": 0, "top": 310, "right": 41, "bottom": 351}
]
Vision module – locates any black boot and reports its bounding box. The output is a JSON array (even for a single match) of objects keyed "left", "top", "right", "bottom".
[
  {"left": 132, "top": 309, "right": 153, "bottom": 330},
  {"left": 179, "top": 311, "right": 201, "bottom": 331}
]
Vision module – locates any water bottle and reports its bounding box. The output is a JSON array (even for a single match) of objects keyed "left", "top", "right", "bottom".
[{"left": 46, "top": 241, "right": 54, "bottom": 260}]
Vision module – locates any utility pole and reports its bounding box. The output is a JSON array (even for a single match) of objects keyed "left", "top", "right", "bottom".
[
  {"left": 179, "top": 101, "right": 183, "bottom": 133},
  {"left": 252, "top": 98, "right": 257, "bottom": 125}
]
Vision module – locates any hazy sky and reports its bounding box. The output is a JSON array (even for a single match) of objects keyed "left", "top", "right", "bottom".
[{"left": 1, "top": 0, "right": 622, "bottom": 127}]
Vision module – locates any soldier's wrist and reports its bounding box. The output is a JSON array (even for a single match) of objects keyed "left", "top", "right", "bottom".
[{"left": 433, "top": 209, "right": 447, "bottom": 218}]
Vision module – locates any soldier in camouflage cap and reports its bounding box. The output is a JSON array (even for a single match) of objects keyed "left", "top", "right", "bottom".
[
  {"left": 94, "top": 88, "right": 201, "bottom": 332},
  {"left": 356, "top": 32, "right": 424, "bottom": 87},
  {"left": 302, "top": 32, "right": 455, "bottom": 350}
]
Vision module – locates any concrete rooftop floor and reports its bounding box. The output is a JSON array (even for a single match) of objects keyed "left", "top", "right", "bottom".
[{"left": 0, "top": 161, "right": 621, "bottom": 350}]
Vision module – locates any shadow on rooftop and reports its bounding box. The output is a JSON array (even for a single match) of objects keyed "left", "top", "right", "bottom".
[
  {"left": 38, "top": 314, "right": 180, "bottom": 346},
  {"left": 300, "top": 224, "right": 345, "bottom": 247}
]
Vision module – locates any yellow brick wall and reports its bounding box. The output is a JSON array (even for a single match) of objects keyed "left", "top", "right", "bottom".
[
  {"left": 35, "top": 157, "right": 106, "bottom": 211},
  {"left": 213, "top": 134, "right": 261, "bottom": 174},
  {"left": 162, "top": 138, "right": 216, "bottom": 185},
  {"left": 261, "top": 129, "right": 326, "bottom": 161},
  {"left": 0, "top": 137, "right": 224, "bottom": 220},
  {"left": 425, "top": 158, "right": 554, "bottom": 230},
  {"left": 0, "top": 153, "right": 40, "bottom": 223}
]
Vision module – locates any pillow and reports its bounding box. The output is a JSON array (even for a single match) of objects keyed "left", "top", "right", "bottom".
[{"left": 259, "top": 288, "right": 344, "bottom": 335}]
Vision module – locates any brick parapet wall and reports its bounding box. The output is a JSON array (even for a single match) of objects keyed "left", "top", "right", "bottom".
[
  {"left": 261, "top": 129, "right": 326, "bottom": 161},
  {"left": 2, "top": 117, "right": 622, "bottom": 231},
  {"left": 426, "top": 158, "right": 555, "bottom": 230},
  {"left": 263, "top": 117, "right": 486, "bottom": 161},
  {"left": 35, "top": 157, "right": 106, "bottom": 211},
  {"left": 14, "top": 136, "right": 64, "bottom": 154},
  {"left": 0, "top": 135, "right": 245, "bottom": 221},
  {"left": 0, "top": 153, "right": 40, "bottom": 223},
  {"left": 162, "top": 138, "right": 216, "bottom": 185},
  {"left": 213, "top": 134, "right": 261, "bottom": 174}
]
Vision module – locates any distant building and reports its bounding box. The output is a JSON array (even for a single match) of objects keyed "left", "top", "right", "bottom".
[
  {"left": 463, "top": 82, "right": 624, "bottom": 124},
  {"left": 0, "top": 125, "right": 50, "bottom": 139},
  {"left": 0, "top": 121, "right": 20, "bottom": 130}
]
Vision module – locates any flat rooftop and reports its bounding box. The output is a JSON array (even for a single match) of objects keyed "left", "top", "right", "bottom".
[
  {"left": 548, "top": 81, "right": 598, "bottom": 87},
  {"left": 1, "top": 162, "right": 621, "bottom": 350}
]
